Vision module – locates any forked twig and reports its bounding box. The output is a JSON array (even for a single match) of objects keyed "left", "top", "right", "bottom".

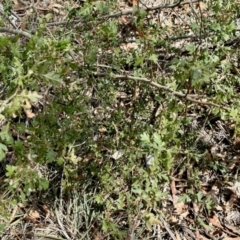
[{"left": 92, "top": 72, "right": 228, "bottom": 110}]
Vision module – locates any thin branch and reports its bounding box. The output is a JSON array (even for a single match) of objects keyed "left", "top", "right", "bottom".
[
  {"left": 34, "top": 233, "right": 67, "bottom": 240},
  {"left": 92, "top": 72, "right": 228, "bottom": 110},
  {"left": 0, "top": 27, "right": 31, "bottom": 38},
  {"left": 45, "top": 0, "right": 199, "bottom": 27},
  {"left": 99, "top": 1, "right": 181, "bottom": 19},
  {"left": 55, "top": 210, "right": 71, "bottom": 240},
  {"left": 159, "top": 216, "right": 177, "bottom": 240},
  {"left": 99, "top": 0, "right": 198, "bottom": 19},
  {"left": 46, "top": 20, "right": 75, "bottom": 27}
]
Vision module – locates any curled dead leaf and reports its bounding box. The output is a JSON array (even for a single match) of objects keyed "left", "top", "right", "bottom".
[
  {"left": 198, "top": 2, "right": 206, "bottom": 11},
  {"left": 111, "top": 149, "right": 125, "bottom": 160},
  {"left": 24, "top": 109, "right": 36, "bottom": 119},
  {"left": 120, "top": 16, "right": 131, "bottom": 25},
  {"left": 209, "top": 215, "right": 222, "bottom": 228},
  {"left": 24, "top": 209, "right": 40, "bottom": 223},
  {"left": 120, "top": 43, "right": 138, "bottom": 51},
  {"left": 23, "top": 100, "right": 36, "bottom": 119}
]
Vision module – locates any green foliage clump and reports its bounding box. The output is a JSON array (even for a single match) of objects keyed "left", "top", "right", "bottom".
[{"left": 0, "top": 0, "right": 240, "bottom": 238}]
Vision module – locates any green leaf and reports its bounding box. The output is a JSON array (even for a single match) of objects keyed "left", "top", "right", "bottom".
[
  {"left": 185, "top": 44, "right": 195, "bottom": 54},
  {"left": 102, "top": 220, "right": 110, "bottom": 232},
  {"left": 57, "top": 157, "right": 64, "bottom": 166},
  {"left": 0, "top": 143, "right": 7, "bottom": 161},
  {"left": 43, "top": 71, "right": 63, "bottom": 85},
  {"left": 153, "top": 133, "right": 165, "bottom": 151},
  {"left": 132, "top": 187, "right": 143, "bottom": 195},
  {"left": 149, "top": 54, "right": 158, "bottom": 64},
  {"left": 20, "top": 191, "right": 26, "bottom": 202},
  {"left": 26, "top": 91, "right": 43, "bottom": 103},
  {"left": 178, "top": 194, "right": 191, "bottom": 203},
  {"left": 221, "top": 32, "right": 230, "bottom": 41},
  {"left": 0, "top": 223, "right": 6, "bottom": 234},
  {"left": 140, "top": 132, "right": 150, "bottom": 144},
  {"left": 5, "top": 165, "right": 17, "bottom": 177},
  {"left": 4, "top": 98, "right": 21, "bottom": 114},
  {"left": 39, "top": 178, "right": 49, "bottom": 190},
  {"left": 143, "top": 213, "right": 161, "bottom": 231},
  {"left": 197, "top": 217, "right": 212, "bottom": 230},
  {"left": 46, "top": 149, "right": 57, "bottom": 163},
  {"left": 196, "top": 191, "right": 203, "bottom": 202},
  {"left": 230, "top": 108, "right": 238, "bottom": 119},
  {"left": 0, "top": 123, "right": 13, "bottom": 144}
]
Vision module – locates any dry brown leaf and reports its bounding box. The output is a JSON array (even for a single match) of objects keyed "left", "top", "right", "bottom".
[
  {"left": 132, "top": 0, "right": 138, "bottom": 6},
  {"left": 127, "top": 0, "right": 138, "bottom": 6},
  {"left": 24, "top": 109, "right": 36, "bottom": 119},
  {"left": 47, "top": 2, "right": 65, "bottom": 15},
  {"left": 193, "top": 202, "right": 200, "bottom": 213},
  {"left": 183, "top": 4, "right": 190, "bottom": 12},
  {"left": 169, "top": 215, "right": 178, "bottom": 223},
  {"left": 170, "top": 179, "right": 177, "bottom": 205},
  {"left": 42, "top": 205, "right": 50, "bottom": 219},
  {"left": 99, "top": 127, "right": 107, "bottom": 133},
  {"left": 18, "top": 203, "right": 25, "bottom": 209},
  {"left": 23, "top": 100, "right": 36, "bottom": 118},
  {"left": 233, "top": 137, "right": 240, "bottom": 150},
  {"left": 198, "top": 2, "right": 206, "bottom": 11},
  {"left": 215, "top": 205, "right": 223, "bottom": 211},
  {"left": 225, "top": 193, "right": 238, "bottom": 211},
  {"left": 228, "top": 161, "right": 236, "bottom": 170},
  {"left": 52, "top": 7, "right": 65, "bottom": 15},
  {"left": 175, "top": 230, "right": 181, "bottom": 240},
  {"left": 9, "top": 205, "right": 18, "bottom": 223},
  {"left": 24, "top": 209, "right": 40, "bottom": 223},
  {"left": 120, "top": 16, "right": 131, "bottom": 25},
  {"left": 120, "top": 43, "right": 138, "bottom": 51},
  {"left": 209, "top": 216, "right": 237, "bottom": 237},
  {"left": 173, "top": 197, "right": 189, "bottom": 220},
  {"left": 195, "top": 229, "right": 202, "bottom": 240},
  {"left": 180, "top": 210, "right": 189, "bottom": 219},
  {"left": 51, "top": 4, "right": 63, "bottom": 9},
  {"left": 209, "top": 215, "right": 222, "bottom": 228},
  {"left": 29, "top": 209, "right": 40, "bottom": 219},
  {"left": 174, "top": 201, "right": 187, "bottom": 214},
  {"left": 12, "top": 0, "right": 19, "bottom": 6},
  {"left": 93, "top": 225, "right": 104, "bottom": 240}
]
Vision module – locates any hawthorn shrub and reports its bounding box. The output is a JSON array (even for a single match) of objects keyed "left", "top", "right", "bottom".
[{"left": 0, "top": 0, "right": 240, "bottom": 238}]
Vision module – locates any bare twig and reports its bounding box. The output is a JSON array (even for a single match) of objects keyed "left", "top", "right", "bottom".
[
  {"left": 0, "top": 27, "right": 31, "bottom": 38},
  {"left": 55, "top": 210, "right": 71, "bottom": 240},
  {"left": 92, "top": 72, "right": 228, "bottom": 110},
  {"left": 45, "top": 0, "right": 199, "bottom": 27},
  {"left": 99, "top": 0, "right": 198, "bottom": 19},
  {"left": 99, "top": 1, "right": 181, "bottom": 19},
  {"left": 34, "top": 233, "right": 68, "bottom": 240},
  {"left": 159, "top": 216, "right": 177, "bottom": 240},
  {"left": 0, "top": 3, "right": 20, "bottom": 28}
]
